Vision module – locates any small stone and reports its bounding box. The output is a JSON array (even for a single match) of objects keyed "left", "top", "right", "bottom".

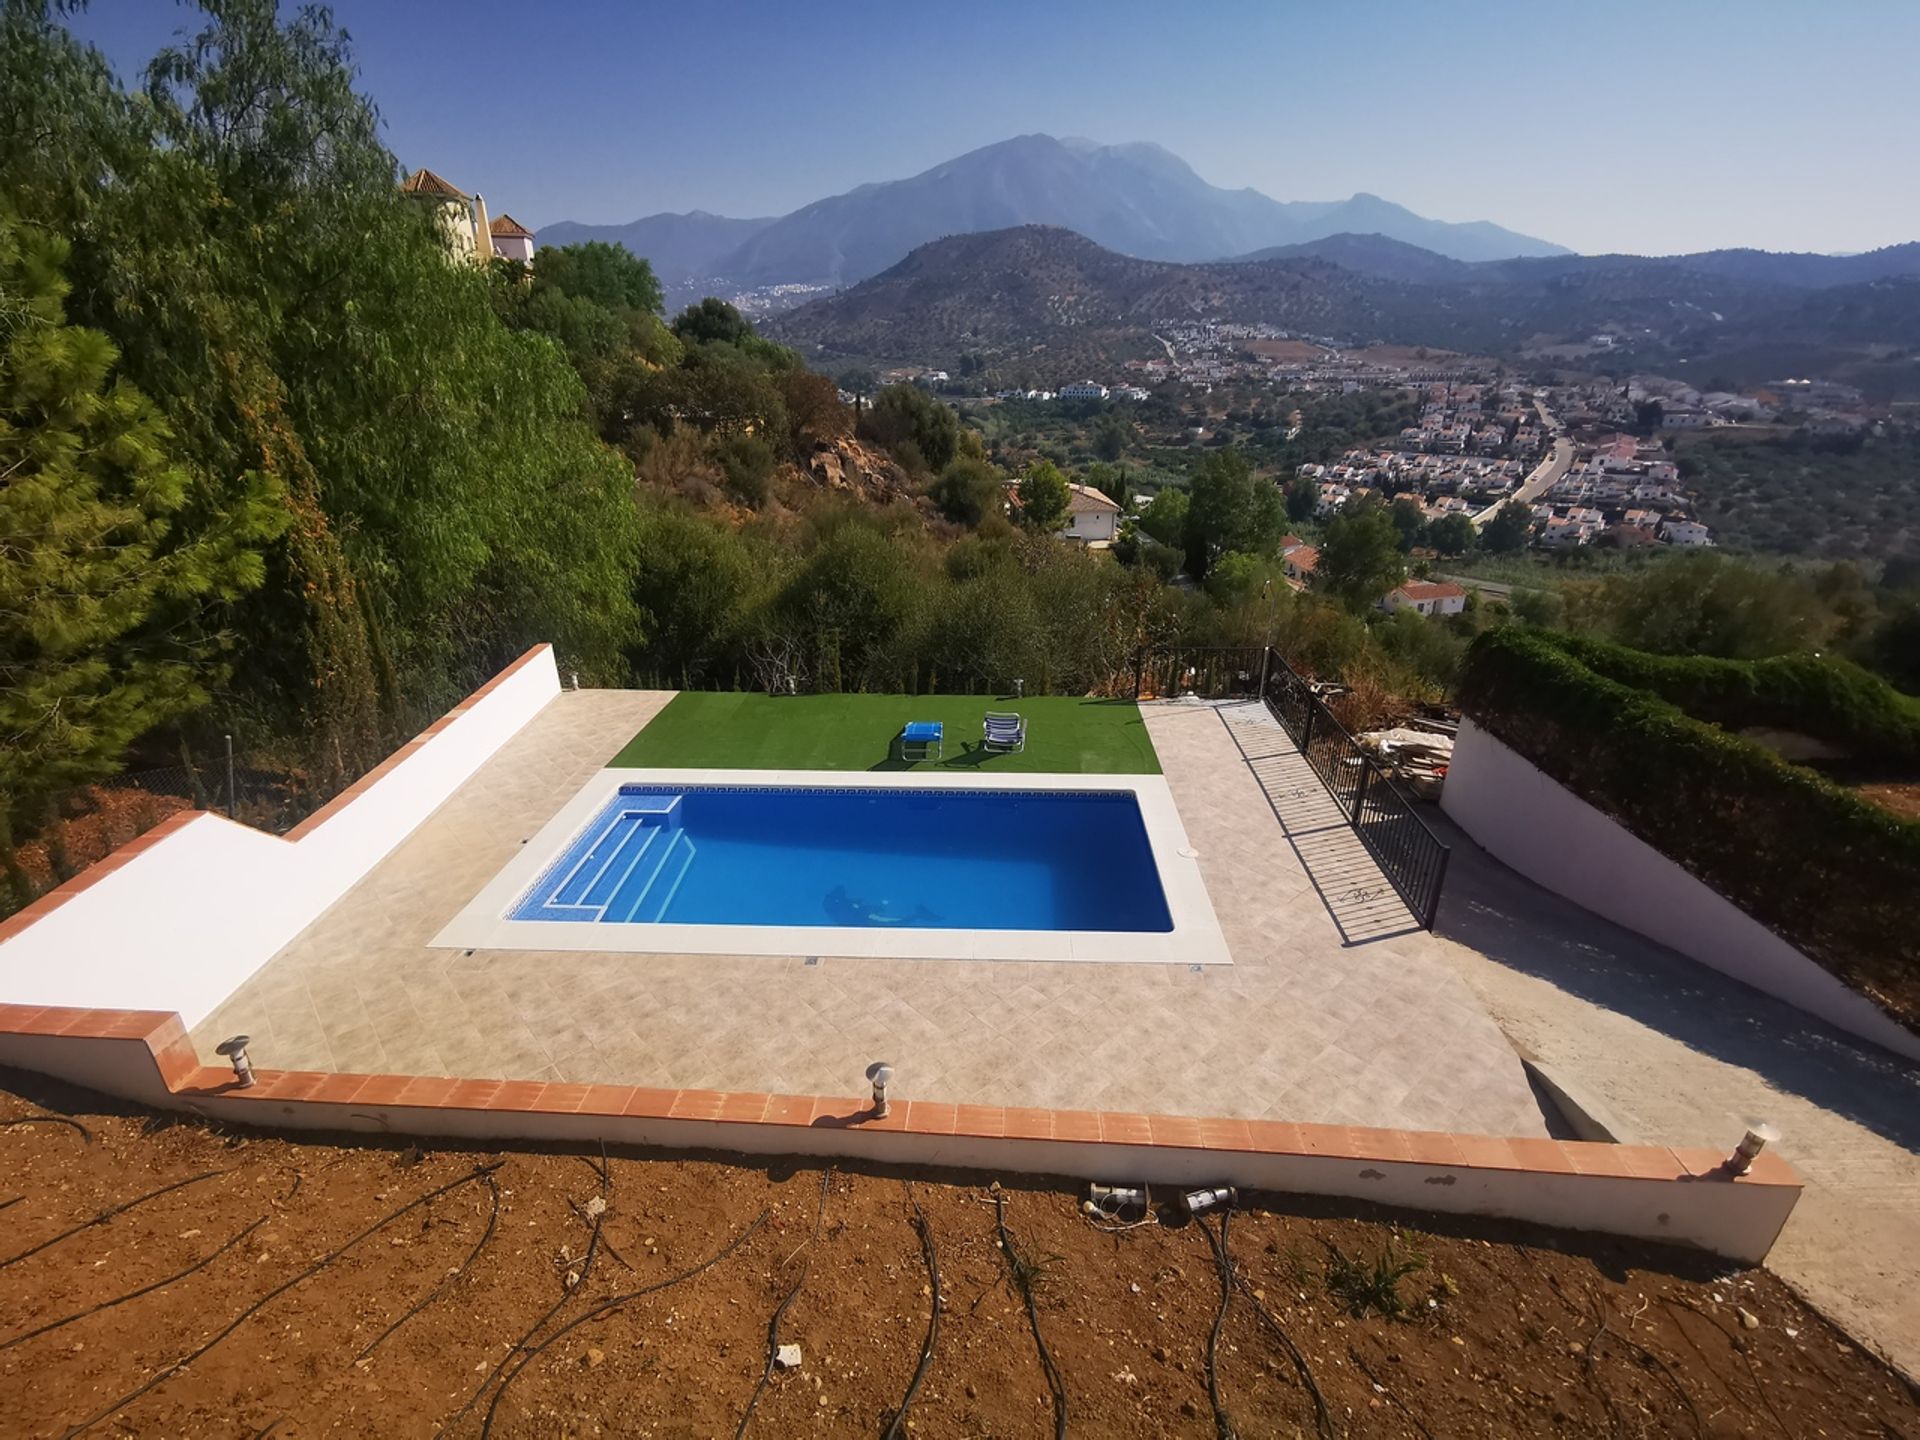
[
  {"left": 586, "top": 1347, "right": 605, "bottom": 1368},
  {"left": 1737, "top": 1307, "right": 1760, "bottom": 1331},
  {"left": 1129, "top": 1282, "right": 1142, "bottom": 1294},
  {"left": 584, "top": 1196, "right": 608, "bottom": 1218},
  {"left": 817, "top": 1395, "right": 829, "bottom": 1408},
  {"left": 1152, "top": 1346, "right": 1169, "bottom": 1364},
  {"left": 1568, "top": 1341, "right": 1585, "bottom": 1357},
  {"left": 775, "top": 1343, "right": 803, "bottom": 1371},
  {"left": 1180, "top": 1400, "right": 1199, "bottom": 1418}
]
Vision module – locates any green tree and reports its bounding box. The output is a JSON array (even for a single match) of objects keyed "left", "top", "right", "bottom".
[
  {"left": 1428, "top": 513, "right": 1478, "bottom": 558},
  {"left": 0, "top": 219, "right": 284, "bottom": 854},
  {"left": 1183, "top": 447, "right": 1284, "bottom": 578},
  {"left": 859, "top": 383, "right": 962, "bottom": 474},
  {"left": 670, "top": 296, "right": 755, "bottom": 346},
  {"left": 1510, "top": 587, "right": 1565, "bottom": 629},
  {"left": 1588, "top": 553, "right": 1827, "bottom": 660},
  {"left": 1483, "top": 502, "right": 1534, "bottom": 553},
  {"left": 1085, "top": 460, "right": 1129, "bottom": 509},
  {"left": 1093, "top": 411, "right": 1129, "bottom": 462},
  {"left": 1017, "top": 460, "right": 1072, "bottom": 532},
  {"left": 1389, "top": 496, "right": 1427, "bottom": 552},
  {"left": 1284, "top": 475, "right": 1317, "bottom": 522},
  {"left": 629, "top": 502, "right": 763, "bottom": 686},
  {"left": 2, "top": 0, "right": 643, "bottom": 776},
  {"left": 928, "top": 456, "right": 1005, "bottom": 527},
  {"left": 532, "top": 240, "right": 663, "bottom": 316},
  {"left": 1137, "top": 487, "right": 1189, "bottom": 548},
  {"left": 767, "top": 522, "right": 924, "bottom": 690},
  {"left": 1314, "top": 504, "right": 1406, "bottom": 612}
]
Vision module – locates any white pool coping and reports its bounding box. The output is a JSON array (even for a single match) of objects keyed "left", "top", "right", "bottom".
[{"left": 430, "top": 767, "right": 1231, "bottom": 966}]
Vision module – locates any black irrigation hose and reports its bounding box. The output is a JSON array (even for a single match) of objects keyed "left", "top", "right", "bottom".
[
  {"left": 883, "top": 1183, "right": 942, "bottom": 1440},
  {"left": 0, "top": 1168, "right": 229, "bottom": 1272},
  {"left": 3, "top": 1114, "right": 93, "bottom": 1144},
  {"left": 1199, "top": 1215, "right": 1239, "bottom": 1440},
  {"left": 354, "top": 1173, "right": 502, "bottom": 1362},
  {"left": 447, "top": 1212, "right": 607, "bottom": 1440},
  {"left": 1226, "top": 1250, "right": 1335, "bottom": 1439},
  {"left": 475, "top": 1209, "right": 772, "bottom": 1439},
  {"left": 1350, "top": 1346, "right": 1433, "bottom": 1440},
  {"left": 735, "top": 1169, "right": 833, "bottom": 1440},
  {"left": 0, "top": 1215, "right": 269, "bottom": 1353},
  {"left": 994, "top": 1190, "right": 1069, "bottom": 1440},
  {"left": 56, "top": 1161, "right": 503, "bottom": 1440}
]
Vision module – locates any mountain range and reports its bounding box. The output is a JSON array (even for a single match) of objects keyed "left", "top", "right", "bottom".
[
  {"left": 767, "top": 226, "right": 1920, "bottom": 396},
  {"left": 537, "top": 134, "right": 1567, "bottom": 294}
]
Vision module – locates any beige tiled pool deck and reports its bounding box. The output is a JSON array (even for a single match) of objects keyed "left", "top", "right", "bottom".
[{"left": 192, "top": 692, "right": 1549, "bottom": 1135}]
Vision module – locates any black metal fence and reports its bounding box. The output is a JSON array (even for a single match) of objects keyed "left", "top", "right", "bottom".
[
  {"left": 1130, "top": 647, "right": 1265, "bottom": 701},
  {"left": 1255, "top": 649, "right": 1451, "bottom": 929},
  {"left": 1135, "top": 644, "right": 1452, "bottom": 929}
]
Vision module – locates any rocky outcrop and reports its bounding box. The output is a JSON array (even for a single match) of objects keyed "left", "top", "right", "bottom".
[{"left": 801, "top": 436, "right": 912, "bottom": 505}]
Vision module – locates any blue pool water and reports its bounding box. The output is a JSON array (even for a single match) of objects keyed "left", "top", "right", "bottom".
[{"left": 512, "top": 785, "right": 1172, "bottom": 932}]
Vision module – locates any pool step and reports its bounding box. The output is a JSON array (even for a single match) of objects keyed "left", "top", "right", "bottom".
[
  {"left": 604, "top": 828, "right": 696, "bottom": 923},
  {"left": 636, "top": 834, "right": 697, "bottom": 923}
]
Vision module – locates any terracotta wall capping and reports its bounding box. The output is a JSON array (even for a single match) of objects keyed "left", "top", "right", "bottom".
[{"left": 0, "top": 1002, "right": 1803, "bottom": 1266}]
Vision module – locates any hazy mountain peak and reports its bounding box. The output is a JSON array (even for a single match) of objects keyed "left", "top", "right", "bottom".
[{"left": 545, "top": 135, "right": 1569, "bottom": 291}]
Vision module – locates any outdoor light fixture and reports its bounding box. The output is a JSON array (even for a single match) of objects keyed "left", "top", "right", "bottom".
[
  {"left": 1728, "top": 1123, "right": 1779, "bottom": 1176},
  {"left": 865, "top": 1061, "right": 894, "bottom": 1118},
  {"left": 1013, "top": 678, "right": 1025, "bottom": 698},
  {"left": 215, "top": 1035, "right": 256, "bottom": 1088}
]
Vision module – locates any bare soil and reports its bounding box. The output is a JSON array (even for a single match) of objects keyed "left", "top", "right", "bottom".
[
  {"left": 1, "top": 1070, "right": 1914, "bottom": 1438},
  {"left": 1851, "top": 779, "right": 1920, "bottom": 823},
  {"left": 1244, "top": 340, "right": 1330, "bottom": 363}
]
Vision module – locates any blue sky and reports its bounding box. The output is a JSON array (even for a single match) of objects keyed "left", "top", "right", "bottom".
[{"left": 68, "top": 0, "right": 1919, "bottom": 256}]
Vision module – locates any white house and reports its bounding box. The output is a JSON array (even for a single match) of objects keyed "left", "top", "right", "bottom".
[
  {"left": 1660, "top": 518, "right": 1714, "bottom": 547},
  {"left": 1661, "top": 407, "right": 1713, "bottom": 430},
  {"left": 1060, "top": 483, "right": 1122, "bottom": 547},
  {"left": 487, "top": 214, "right": 536, "bottom": 265},
  {"left": 401, "top": 168, "right": 495, "bottom": 264},
  {"left": 1058, "top": 381, "right": 1110, "bottom": 401},
  {"left": 1381, "top": 581, "right": 1467, "bottom": 617}
]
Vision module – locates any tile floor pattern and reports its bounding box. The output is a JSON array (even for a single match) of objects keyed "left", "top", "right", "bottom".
[{"left": 192, "top": 692, "right": 1548, "bottom": 1135}]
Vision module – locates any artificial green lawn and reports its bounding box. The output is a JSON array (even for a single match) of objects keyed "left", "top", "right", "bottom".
[{"left": 608, "top": 693, "right": 1161, "bottom": 775}]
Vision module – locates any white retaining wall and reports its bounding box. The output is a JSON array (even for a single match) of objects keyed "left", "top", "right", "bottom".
[
  {"left": 0, "top": 647, "right": 560, "bottom": 1028},
  {"left": 1442, "top": 718, "right": 1920, "bottom": 1063}
]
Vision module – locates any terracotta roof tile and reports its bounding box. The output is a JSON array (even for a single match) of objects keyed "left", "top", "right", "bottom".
[
  {"left": 488, "top": 213, "right": 534, "bottom": 239},
  {"left": 401, "top": 167, "right": 468, "bottom": 200}
]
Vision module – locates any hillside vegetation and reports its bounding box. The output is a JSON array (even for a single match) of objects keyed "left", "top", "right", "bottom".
[{"left": 773, "top": 226, "right": 1920, "bottom": 396}]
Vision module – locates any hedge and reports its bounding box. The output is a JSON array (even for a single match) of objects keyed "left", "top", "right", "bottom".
[
  {"left": 1535, "top": 633, "right": 1920, "bottom": 765},
  {"left": 1456, "top": 628, "right": 1920, "bottom": 1032}
]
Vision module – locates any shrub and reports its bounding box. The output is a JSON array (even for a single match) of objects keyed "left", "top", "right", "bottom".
[
  {"left": 1538, "top": 632, "right": 1920, "bottom": 764},
  {"left": 716, "top": 433, "right": 776, "bottom": 508},
  {"left": 1457, "top": 628, "right": 1920, "bottom": 1028}
]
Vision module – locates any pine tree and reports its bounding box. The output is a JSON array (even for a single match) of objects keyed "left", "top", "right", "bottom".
[{"left": 0, "top": 217, "right": 284, "bottom": 856}]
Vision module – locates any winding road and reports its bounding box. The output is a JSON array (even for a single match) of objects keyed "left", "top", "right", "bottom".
[{"left": 1473, "top": 400, "right": 1572, "bottom": 527}]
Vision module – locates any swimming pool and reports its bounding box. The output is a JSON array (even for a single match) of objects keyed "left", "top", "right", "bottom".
[{"left": 510, "top": 785, "right": 1173, "bottom": 932}]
